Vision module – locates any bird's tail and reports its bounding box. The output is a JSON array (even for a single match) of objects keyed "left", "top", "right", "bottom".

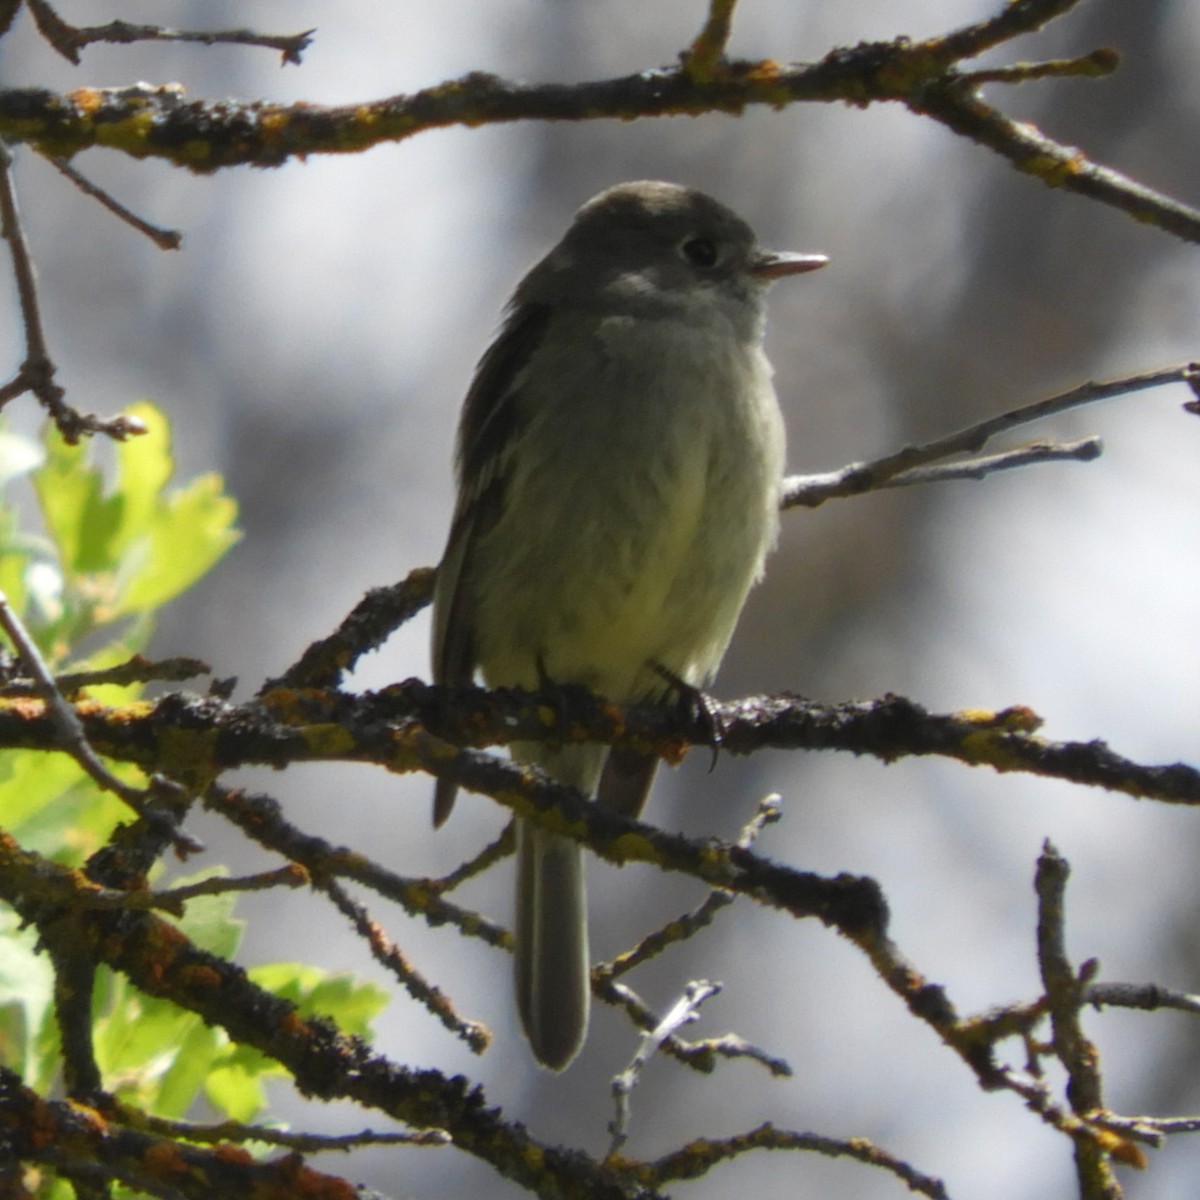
[{"left": 513, "top": 743, "right": 603, "bottom": 1071}]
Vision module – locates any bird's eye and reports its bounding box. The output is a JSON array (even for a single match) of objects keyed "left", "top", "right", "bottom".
[{"left": 680, "top": 237, "right": 719, "bottom": 268}]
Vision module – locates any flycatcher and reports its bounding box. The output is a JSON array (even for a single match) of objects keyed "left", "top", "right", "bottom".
[{"left": 432, "top": 180, "right": 827, "bottom": 1069}]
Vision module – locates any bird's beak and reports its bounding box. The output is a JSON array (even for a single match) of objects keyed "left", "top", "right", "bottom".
[{"left": 750, "top": 251, "right": 830, "bottom": 280}]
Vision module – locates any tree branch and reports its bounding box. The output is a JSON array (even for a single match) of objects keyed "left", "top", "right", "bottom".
[
  {"left": 24, "top": 0, "right": 313, "bottom": 66},
  {"left": 782, "top": 364, "right": 1198, "bottom": 509},
  {"left": 2, "top": 14, "right": 1197, "bottom": 243}
]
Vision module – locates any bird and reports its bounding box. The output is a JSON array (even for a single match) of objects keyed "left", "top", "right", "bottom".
[{"left": 431, "top": 180, "right": 827, "bottom": 1070}]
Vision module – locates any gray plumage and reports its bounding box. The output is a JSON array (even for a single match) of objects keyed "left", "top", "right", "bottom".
[{"left": 431, "top": 181, "right": 826, "bottom": 1069}]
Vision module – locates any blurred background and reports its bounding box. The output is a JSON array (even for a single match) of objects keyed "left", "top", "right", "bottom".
[{"left": 2, "top": 2, "right": 1199, "bottom": 1197}]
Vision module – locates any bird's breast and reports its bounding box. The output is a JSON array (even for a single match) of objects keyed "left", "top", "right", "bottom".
[{"left": 472, "top": 310, "right": 785, "bottom": 699}]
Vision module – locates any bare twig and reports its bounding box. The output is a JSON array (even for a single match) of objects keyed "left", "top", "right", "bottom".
[
  {"left": 599, "top": 794, "right": 781, "bottom": 981},
  {"left": 1035, "top": 842, "right": 1125, "bottom": 1196},
  {"left": 65, "top": 866, "right": 307, "bottom": 916},
  {"left": 961, "top": 48, "right": 1119, "bottom": 85},
  {"left": 320, "top": 876, "right": 490, "bottom": 1053},
  {"left": 685, "top": 0, "right": 740, "bottom": 80},
  {"left": 202, "top": 785, "right": 511, "bottom": 950},
  {"left": 264, "top": 567, "right": 436, "bottom": 691},
  {"left": 0, "top": 138, "right": 59, "bottom": 413},
  {"left": 0, "top": 653, "right": 210, "bottom": 695},
  {"left": 608, "top": 981, "right": 721, "bottom": 1156},
  {"left": 874, "top": 437, "right": 1102, "bottom": 490},
  {"left": 111, "top": 1104, "right": 450, "bottom": 1150},
  {"left": 0, "top": 140, "right": 150, "bottom": 441},
  {"left": 1086, "top": 981, "right": 1200, "bottom": 1017},
  {"left": 913, "top": 79, "right": 1200, "bottom": 244},
  {"left": 933, "top": 0, "right": 1086, "bottom": 63},
  {"left": 5, "top": 27, "right": 1200, "bottom": 246},
  {"left": 641, "top": 1122, "right": 950, "bottom": 1199},
  {"left": 0, "top": 588, "right": 198, "bottom": 852},
  {"left": 25, "top": 0, "right": 313, "bottom": 66},
  {"left": 782, "top": 365, "right": 1198, "bottom": 509},
  {"left": 597, "top": 978, "right": 788, "bottom": 1076},
  {"left": 1096, "top": 1113, "right": 1200, "bottom": 1141},
  {"left": 430, "top": 821, "right": 516, "bottom": 893},
  {"left": 0, "top": 0, "right": 19, "bottom": 39},
  {"left": 47, "top": 156, "right": 182, "bottom": 249}
]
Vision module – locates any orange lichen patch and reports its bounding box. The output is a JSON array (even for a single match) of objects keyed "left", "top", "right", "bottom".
[
  {"left": 67, "top": 88, "right": 104, "bottom": 114},
  {"left": 177, "top": 964, "right": 223, "bottom": 991},
  {"left": 280, "top": 1011, "right": 309, "bottom": 1038},
  {"left": 993, "top": 705, "right": 1042, "bottom": 732},
  {"left": 1106, "top": 1133, "right": 1149, "bottom": 1169},
  {"left": 213, "top": 1143, "right": 254, "bottom": 1167},
  {"left": 63, "top": 1101, "right": 107, "bottom": 1134},
  {"left": 76, "top": 698, "right": 155, "bottom": 722},
  {"left": 1024, "top": 148, "right": 1090, "bottom": 187},
  {"left": 142, "top": 1139, "right": 190, "bottom": 1177},
  {"left": 745, "top": 58, "right": 783, "bottom": 82},
  {"left": 599, "top": 699, "right": 627, "bottom": 736},
  {"left": 0, "top": 695, "right": 51, "bottom": 719},
  {"left": 282, "top": 1160, "right": 362, "bottom": 1200}
]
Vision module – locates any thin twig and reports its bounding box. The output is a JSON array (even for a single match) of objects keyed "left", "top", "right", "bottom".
[
  {"left": 913, "top": 78, "right": 1200, "bottom": 245},
  {"left": 319, "top": 876, "right": 491, "bottom": 1053},
  {"left": 1086, "top": 981, "right": 1200, "bottom": 1017},
  {"left": 264, "top": 567, "right": 437, "bottom": 691},
  {"left": 0, "top": 138, "right": 58, "bottom": 412},
  {"left": 111, "top": 1103, "right": 450, "bottom": 1150},
  {"left": 0, "top": 140, "right": 149, "bottom": 441},
  {"left": 597, "top": 978, "right": 787, "bottom": 1075},
  {"left": 878, "top": 437, "right": 1102, "bottom": 489},
  {"left": 48, "top": 156, "right": 182, "bottom": 249},
  {"left": 642, "top": 1122, "right": 951, "bottom": 1199},
  {"left": 1096, "top": 1113, "right": 1200, "bottom": 1140},
  {"left": 608, "top": 981, "right": 721, "bottom": 1156},
  {"left": 960, "top": 48, "right": 1119, "bottom": 85},
  {"left": 0, "top": 588, "right": 198, "bottom": 851},
  {"left": 782, "top": 364, "right": 1197, "bottom": 509},
  {"left": 0, "top": 653, "right": 210, "bottom": 695},
  {"left": 25, "top": 0, "right": 314, "bottom": 66},
  {"left": 203, "top": 785, "right": 511, "bottom": 951},
  {"left": 64, "top": 867, "right": 307, "bottom": 916},
  {"left": 934, "top": 0, "right": 1086, "bottom": 63},
  {"left": 1035, "top": 842, "right": 1125, "bottom": 1196},
  {"left": 599, "top": 795, "right": 781, "bottom": 981},
  {"left": 430, "top": 821, "right": 515, "bottom": 893},
  {"left": 685, "top": 0, "right": 740, "bottom": 80}
]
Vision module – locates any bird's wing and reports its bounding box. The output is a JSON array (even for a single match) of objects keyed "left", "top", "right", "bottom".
[{"left": 431, "top": 301, "right": 554, "bottom": 826}]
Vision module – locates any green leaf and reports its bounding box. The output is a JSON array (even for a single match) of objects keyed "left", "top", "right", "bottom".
[
  {"left": 33, "top": 428, "right": 122, "bottom": 577},
  {"left": 153, "top": 1019, "right": 223, "bottom": 1120},
  {"left": 251, "top": 962, "right": 389, "bottom": 1036},
  {"left": 112, "top": 471, "right": 240, "bottom": 616},
  {"left": 0, "top": 751, "right": 127, "bottom": 863},
  {"left": 112, "top": 401, "right": 174, "bottom": 548},
  {"left": 204, "top": 1056, "right": 270, "bottom": 1124},
  {"left": 29, "top": 401, "right": 240, "bottom": 643},
  {"left": 168, "top": 868, "right": 246, "bottom": 960}
]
